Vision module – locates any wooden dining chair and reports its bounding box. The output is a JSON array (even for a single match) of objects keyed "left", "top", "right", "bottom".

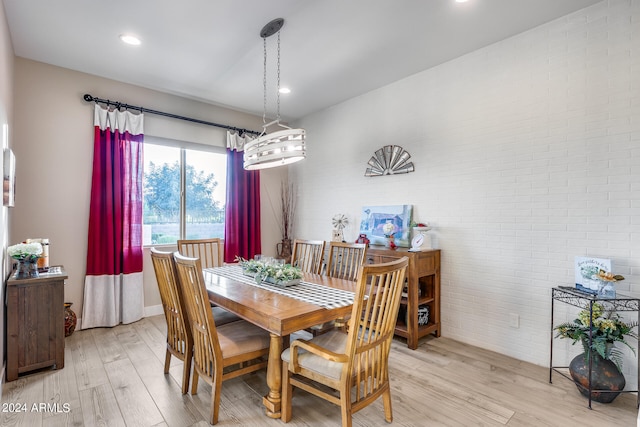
[
  {"left": 173, "top": 252, "right": 270, "bottom": 425},
  {"left": 150, "top": 248, "right": 193, "bottom": 394},
  {"left": 281, "top": 257, "right": 409, "bottom": 427},
  {"left": 177, "top": 238, "right": 224, "bottom": 268},
  {"left": 308, "top": 242, "right": 368, "bottom": 335},
  {"left": 325, "top": 242, "right": 367, "bottom": 281},
  {"left": 177, "top": 237, "right": 240, "bottom": 326},
  {"left": 291, "top": 239, "right": 325, "bottom": 274}
]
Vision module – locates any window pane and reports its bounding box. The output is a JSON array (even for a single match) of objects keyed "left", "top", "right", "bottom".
[
  {"left": 185, "top": 149, "right": 226, "bottom": 240},
  {"left": 143, "top": 144, "right": 180, "bottom": 245}
]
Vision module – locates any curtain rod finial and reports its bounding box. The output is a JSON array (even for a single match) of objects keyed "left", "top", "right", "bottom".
[{"left": 83, "top": 94, "right": 94, "bottom": 102}]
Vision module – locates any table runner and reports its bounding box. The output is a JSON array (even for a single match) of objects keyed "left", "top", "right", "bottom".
[{"left": 203, "top": 265, "right": 355, "bottom": 309}]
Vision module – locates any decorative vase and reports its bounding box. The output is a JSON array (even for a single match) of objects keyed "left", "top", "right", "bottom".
[
  {"left": 14, "top": 258, "right": 39, "bottom": 279},
  {"left": 64, "top": 302, "right": 77, "bottom": 337},
  {"left": 276, "top": 238, "right": 292, "bottom": 264},
  {"left": 385, "top": 235, "right": 395, "bottom": 248},
  {"left": 569, "top": 349, "right": 625, "bottom": 403}
]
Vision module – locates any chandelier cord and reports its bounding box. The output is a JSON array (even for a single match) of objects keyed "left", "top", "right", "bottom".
[
  {"left": 276, "top": 30, "right": 281, "bottom": 123},
  {"left": 262, "top": 36, "right": 268, "bottom": 126}
]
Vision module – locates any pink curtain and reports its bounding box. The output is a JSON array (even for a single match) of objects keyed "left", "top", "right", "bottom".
[
  {"left": 82, "top": 104, "right": 144, "bottom": 329},
  {"left": 224, "top": 132, "right": 261, "bottom": 262}
]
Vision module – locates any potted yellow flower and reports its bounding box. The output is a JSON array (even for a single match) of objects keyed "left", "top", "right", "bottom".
[{"left": 554, "top": 302, "right": 638, "bottom": 403}]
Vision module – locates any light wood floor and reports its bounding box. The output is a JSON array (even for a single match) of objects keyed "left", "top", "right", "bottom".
[{"left": 2, "top": 315, "right": 637, "bottom": 426}]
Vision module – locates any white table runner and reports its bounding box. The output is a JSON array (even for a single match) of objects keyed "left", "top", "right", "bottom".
[{"left": 203, "top": 265, "right": 354, "bottom": 309}]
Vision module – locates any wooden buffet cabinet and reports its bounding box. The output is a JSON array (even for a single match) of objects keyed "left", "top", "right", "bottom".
[
  {"left": 6, "top": 266, "right": 67, "bottom": 381},
  {"left": 366, "top": 247, "right": 441, "bottom": 349}
]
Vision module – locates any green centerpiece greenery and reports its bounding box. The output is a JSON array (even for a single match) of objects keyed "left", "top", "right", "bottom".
[
  {"left": 554, "top": 302, "right": 638, "bottom": 372},
  {"left": 236, "top": 257, "right": 303, "bottom": 285}
]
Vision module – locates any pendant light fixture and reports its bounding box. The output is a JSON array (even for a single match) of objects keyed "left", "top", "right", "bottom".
[{"left": 244, "top": 18, "right": 306, "bottom": 170}]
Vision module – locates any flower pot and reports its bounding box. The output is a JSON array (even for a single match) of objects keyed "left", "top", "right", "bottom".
[
  {"left": 385, "top": 235, "right": 395, "bottom": 248},
  {"left": 14, "top": 258, "right": 39, "bottom": 279},
  {"left": 569, "top": 351, "right": 625, "bottom": 403}
]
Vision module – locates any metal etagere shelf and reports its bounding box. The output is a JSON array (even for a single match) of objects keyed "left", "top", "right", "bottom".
[{"left": 549, "top": 287, "right": 640, "bottom": 409}]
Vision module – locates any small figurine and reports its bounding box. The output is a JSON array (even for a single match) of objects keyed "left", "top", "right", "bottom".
[{"left": 355, "top": 233, "right": 370, "bottom": 246}]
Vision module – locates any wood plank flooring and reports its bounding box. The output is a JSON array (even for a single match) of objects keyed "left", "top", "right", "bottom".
[{"left": 2, "top": 315, "right": 637, "bottom": 426}]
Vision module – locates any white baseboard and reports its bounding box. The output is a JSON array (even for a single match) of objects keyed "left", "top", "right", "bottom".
[{"left": 144, "top": 304, "right": 163, "bottom": 318}]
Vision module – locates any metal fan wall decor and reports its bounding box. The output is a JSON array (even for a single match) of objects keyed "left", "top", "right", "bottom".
[{"left": 364, "top": 145, "right": 415, "bottom": 177}]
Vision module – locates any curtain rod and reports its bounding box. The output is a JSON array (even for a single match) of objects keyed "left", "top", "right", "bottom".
[{"left": 83, "top": 94, "right": 261, "bottom": 136}]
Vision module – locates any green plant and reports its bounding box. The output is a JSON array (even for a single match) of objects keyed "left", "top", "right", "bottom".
[
  {"left": 554, "top": 302, "right": 638, "bottom": 372},
  {"left": 236, "top": 257, "right": 303, "bottom": 283}
]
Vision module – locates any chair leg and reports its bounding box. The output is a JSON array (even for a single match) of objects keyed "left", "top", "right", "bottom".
[
  {"left": 191, "top": 370, "right": 199, "bottom": 395},
  {"left": 339, "top": 385, "right": 352, "bottom": 427},
  {"left": 340, "top": 393, "right": 352, "bottom": 427},
  {"left": 382, "top": 387, "right": 393, "bottom": 423},
  {"left": 210, "top": 375, "right": 223, "bottom": 425},
  {"left": 181, "top": 353, "right": 192, "bottom": 395},
  {"left": 281, "top": 361, "right": 293, "bottom": 423},
  {"left": 164, "top": 349, "right": 171, "bottom": 374}
]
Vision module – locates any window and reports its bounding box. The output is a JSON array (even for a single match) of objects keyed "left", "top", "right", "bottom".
[{"left": 142, "top": 139, "right": 227, "bottom": 245}]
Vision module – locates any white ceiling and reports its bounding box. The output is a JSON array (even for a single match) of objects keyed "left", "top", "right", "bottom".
[{"left": 3, "top": 0, "right": 601, "bottom": 121}]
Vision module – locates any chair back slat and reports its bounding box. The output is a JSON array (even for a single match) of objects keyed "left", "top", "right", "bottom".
[
  {"left": 326, "top": 242, "right": 367, "bottom": 281},
  {"left": 291, "top": 239, "right": 325, "bottom": 274},
  {"left": 177, "top": 238, "right": 224, "bottom": 268},
  {"left": 344, "top": 257, "right": 408, "bottom": 405},
  {"left": 173, "top": 252, "right": 223, "bottom": 378},
  {"left": 150, "top": 248, "right": 192, "bottom": 357}
]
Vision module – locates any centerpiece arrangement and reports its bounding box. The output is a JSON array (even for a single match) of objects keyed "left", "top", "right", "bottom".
[
  {"left": 8, "top": 242, "right": 43, "bottom": 279},
  {"left": 554, "top": 302, "right": 638, "bottom": 403},
  {"left": 237, "top": 257, "right": 303, "bottom": 288}
]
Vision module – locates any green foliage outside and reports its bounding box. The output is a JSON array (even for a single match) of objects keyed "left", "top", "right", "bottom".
[{"left": 143, "top": 160, "right": 223, "bottom": 224}]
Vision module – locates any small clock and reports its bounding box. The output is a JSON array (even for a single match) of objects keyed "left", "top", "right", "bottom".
[{"left": 409, "top": 233, "right": 425, "bottom": 252}]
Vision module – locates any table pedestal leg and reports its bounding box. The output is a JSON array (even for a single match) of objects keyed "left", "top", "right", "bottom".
[{"left": 263, "top": 333, "right": 282, "bottom": 418}]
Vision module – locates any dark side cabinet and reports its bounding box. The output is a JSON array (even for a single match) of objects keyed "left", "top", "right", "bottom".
[{"left": 6, "top": 267, "right": 67, "bottom": 381}]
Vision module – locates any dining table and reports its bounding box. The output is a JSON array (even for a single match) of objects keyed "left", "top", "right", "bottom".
[{"left": 202, "top": 265, "right": 357, "bottom": 419}]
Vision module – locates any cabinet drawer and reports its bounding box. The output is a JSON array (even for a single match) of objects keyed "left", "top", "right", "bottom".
[{"left": 414, "top": 255, "right": 436, "bottom": 274}]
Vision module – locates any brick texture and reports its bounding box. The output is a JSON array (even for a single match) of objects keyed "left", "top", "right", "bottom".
[{"left": 292, "top": 0, "right": 640, "bottom": 387}]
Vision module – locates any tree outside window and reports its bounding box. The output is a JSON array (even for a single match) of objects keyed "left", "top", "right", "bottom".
[{"left": 143, "top": 142, "right": 226, "bottom": 245}]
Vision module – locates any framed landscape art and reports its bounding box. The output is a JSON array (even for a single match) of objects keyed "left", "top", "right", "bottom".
[{"left": 359, "top": 204, "right": 412, "bottom": 247}]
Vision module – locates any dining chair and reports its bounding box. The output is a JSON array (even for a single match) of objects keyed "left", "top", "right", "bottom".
[
  {"left": 325, "top": 242, "right": 367, "bottom": 281},
  {"left": 173, "top": 252, "right": 270, "bottom": 425},
  {"left": 177, "top": 238, "right": 241, "bottom": 326},
  {"left": 150, "top": 248, "right": 193, "bottom": 394},
  {"left": 177, "top": 238, "right": 224, "bottom": 268},
  {"left": 291, "top": 239, "right": 326, "bottom": 274},
  {"left": 281, "top": 257, "right": 409, "bottom": 427},
  {"left": 308, "top": 241, "right": 368, "bottom": 335}
]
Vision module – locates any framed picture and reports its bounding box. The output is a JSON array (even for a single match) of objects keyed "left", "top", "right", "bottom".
[
  {"left": 3, "top": 148, "right": 15, "bottom": 207},
  {"left": 359, "top": 204, "right": 413, "bottom": 247}
]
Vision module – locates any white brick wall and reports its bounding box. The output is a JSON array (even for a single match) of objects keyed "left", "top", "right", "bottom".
[{"left": 292, "top": 0, "right": 640, "bottom": 388}]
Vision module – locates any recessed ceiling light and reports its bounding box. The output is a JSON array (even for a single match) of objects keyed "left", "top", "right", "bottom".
[
  {"left": 119, "top": 34, "right": 141, "bottom": 45},
  {"left": 455, "top": 0, "right": 469, "bottom": 3},
  {"left": 279, "top": 87, "right": 291, "bottom": 94}
]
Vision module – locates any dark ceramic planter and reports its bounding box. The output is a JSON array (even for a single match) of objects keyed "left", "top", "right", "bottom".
[{"left": 569, "top": 352, "right": 625, "bottom": 403}]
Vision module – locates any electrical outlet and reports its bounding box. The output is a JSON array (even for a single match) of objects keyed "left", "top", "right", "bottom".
[{"left": 509, "top": 313, "right": 520, "bottom": 328}]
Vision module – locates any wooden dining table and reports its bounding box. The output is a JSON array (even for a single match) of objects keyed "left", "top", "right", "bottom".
[{"left": 202, "top": 267, "right": 356, "bottom": 419}]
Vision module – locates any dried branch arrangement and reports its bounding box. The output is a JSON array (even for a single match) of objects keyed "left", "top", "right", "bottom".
[{"left": 280, "top": 181, "right": 297, "bottom": 241}]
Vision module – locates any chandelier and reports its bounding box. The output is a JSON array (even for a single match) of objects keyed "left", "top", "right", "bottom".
[{"left": 244, "top": 18, "right": 306, "bottom": 170}]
